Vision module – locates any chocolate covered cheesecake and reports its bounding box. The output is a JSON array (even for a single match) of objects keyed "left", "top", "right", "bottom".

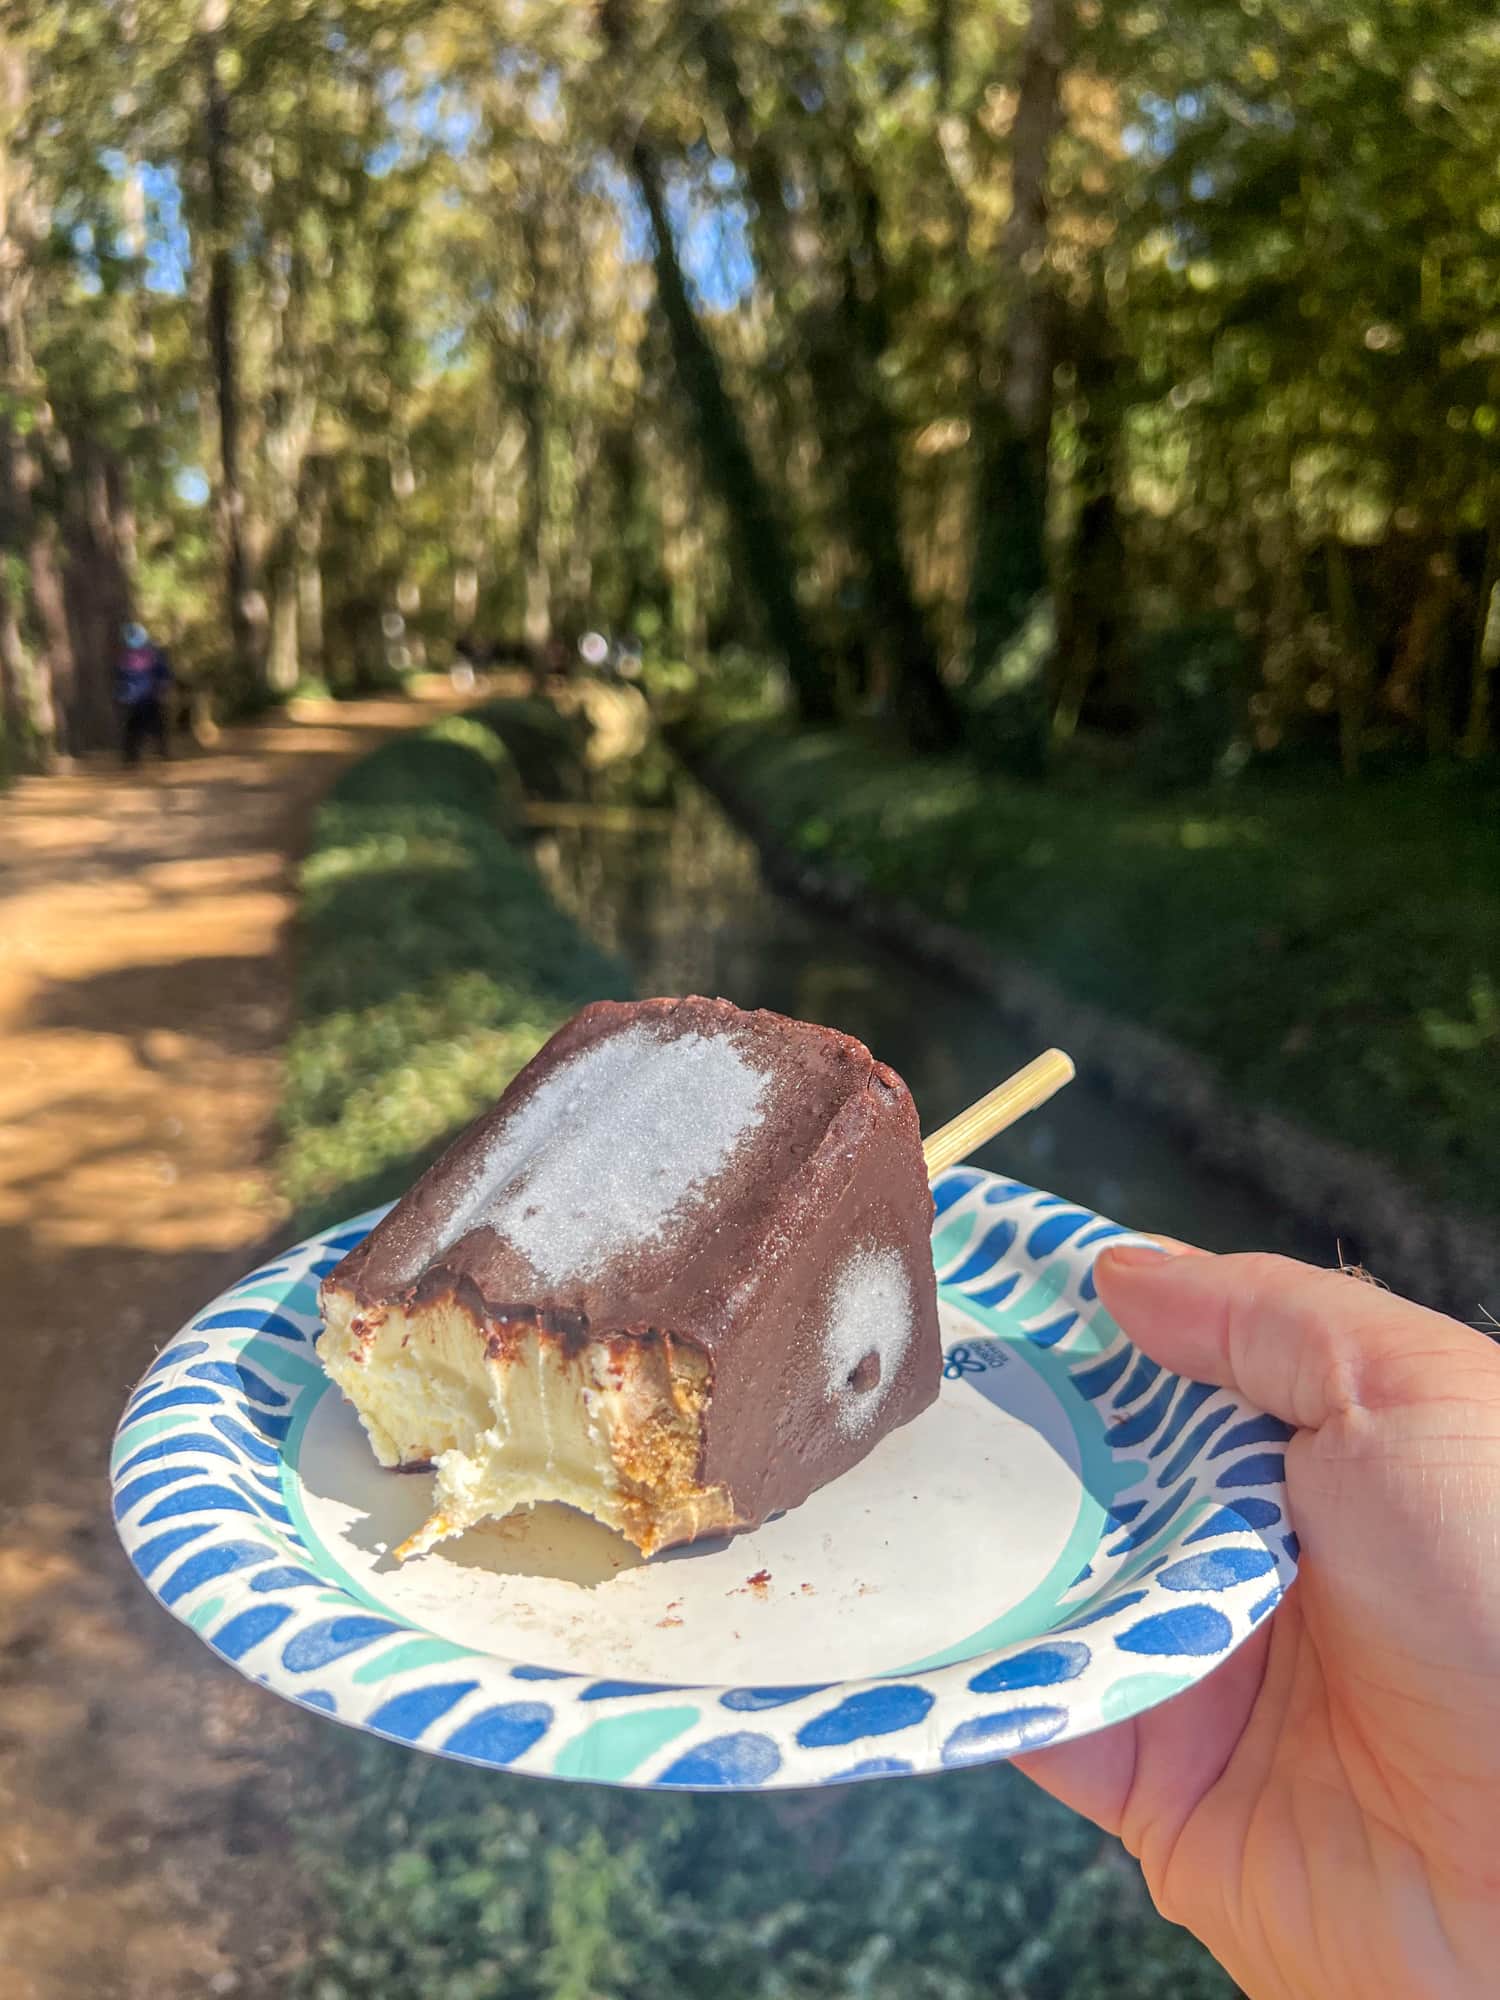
[{"left": 317, "top": 997, "right": 940, "bottom": 1556}]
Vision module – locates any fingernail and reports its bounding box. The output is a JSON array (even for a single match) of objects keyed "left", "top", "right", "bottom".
[{"left": 1099, "top": 1243, "right": 1180, "bottom": 1270}]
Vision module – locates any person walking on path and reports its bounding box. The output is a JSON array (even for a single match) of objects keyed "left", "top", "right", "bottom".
[{"left": 115, "top": 620, "right": 173, "bottom": 766}]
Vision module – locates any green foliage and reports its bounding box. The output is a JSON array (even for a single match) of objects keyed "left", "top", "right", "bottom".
[
  {"left": 470, "top": 698, "right": 596, "bottom": 802},
  {"left": 296, "top": 1737, "right": 1231, "bottom": 2000},
  {"left": 686, "top": 647, "right": 788, "bottom": 729},
  {"left": 279, "top": 718, "right": 626, "bottom": 1231},
  {"left": 1130, "top": 618, "right": 1253, "bottom": 789},
  {"left": 12, "top": 0, "right": 1500, "bottom": 764},
  {"left": 697, "top": 723, "right": 1500, "bottom": 1222},
  {"left": 964, "top": 598, "right": 1057, "bottom": 779},
  {"left": 633, "top": 654, "right": 698, "bottom": 711}
]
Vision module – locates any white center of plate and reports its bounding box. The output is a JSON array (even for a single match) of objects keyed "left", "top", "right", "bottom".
[{"left": 294, "top": 1307, "right": 1086, "bottom": 1683}]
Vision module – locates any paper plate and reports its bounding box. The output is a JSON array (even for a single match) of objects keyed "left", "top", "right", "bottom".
[{"left": 111, "top": 1170, "right": 1298, "bottom": 1790}]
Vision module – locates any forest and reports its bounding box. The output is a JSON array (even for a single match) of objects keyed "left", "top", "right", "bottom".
[{"left": 5, "top": 0, "right": 1500, "bottom": 777}]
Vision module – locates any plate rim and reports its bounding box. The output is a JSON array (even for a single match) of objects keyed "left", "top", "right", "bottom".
[{"left": 111, "top": 1171, "right": 1299, "bottom": 1790}]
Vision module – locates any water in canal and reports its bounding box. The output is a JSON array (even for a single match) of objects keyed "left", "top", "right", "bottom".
[{"left": 530, "top": 759, "right": 1327, "bottom": 1261}]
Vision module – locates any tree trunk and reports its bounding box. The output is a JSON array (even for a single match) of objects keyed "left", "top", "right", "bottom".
[
  {"left": 1053, "top": 294, "right": 1130, "bottom": 734},
  {"left": 1326, "top": 539, "right": 1373, "bottom": 780},
  {"left": 199, "top": 3, "right": 258, "bottom": 702},
  {"left": 298, "top": 533, "right": 324, "bottom": 682},
  {"left": 1462, "top": 520, "right": 1500, "bottom": 760},
  {"left": 630, "top": 138, "right": 832, "bottom": 722},
  {"left": 454, "top": 418, "right": 498, "bottom": 642},
  {"left": 968, "top": 0, "right": 1069, "bottom": 679},
  {"left": 560, "top": 375, "right": 600, "bottom": 631},
  {"left": 61, "top": 442, "right": 135, "bottom": 750},
  {"left": 0, "top": 573, "right": 30, "bottom": 766},
  {"left": 282, "top": 448, "right": 321, "bottom": 684},
  {"left": 833, "top": 164, "right": 961, "bottom": 748},
  {"left": 267, "top": 567, "right": 299, "bottom": 692},
  {"left": 3, "top": 40, "right": 131, "bottom": 757},
  {"left": 0, "top": 413, "right": 75, "bottom": 764},
  {"left": 516, "top": 370, "right": 552, "bottom": 673},
  {"left": 697, "top": 18, "right": 955, "bottom": 745},
  {"left": 24, "top": 517, "right": 72, "bottom": 755},
  {"left": 0, "top": 38, "right": 62, "bottom": 762},
  {"left": 1384, "top": 544, "right": 1456, "bottom": 732},
  {"left": 512, "top": 204, "right": 553, "bottom": 679},
  {"left": 692, "top": 15, "right": 809, "bottom": 487},
  {"left": 0, "top": 420, "right": 42, "bottom": 767}
]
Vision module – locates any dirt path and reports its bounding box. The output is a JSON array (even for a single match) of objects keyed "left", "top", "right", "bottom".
[{"left": 0, "top": 695, "right": 454, "bottom": 1999}]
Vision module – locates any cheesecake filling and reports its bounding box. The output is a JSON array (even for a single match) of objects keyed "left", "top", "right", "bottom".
[{"left": 317, "top": 1287, "right": 736, "bottom": 1557}]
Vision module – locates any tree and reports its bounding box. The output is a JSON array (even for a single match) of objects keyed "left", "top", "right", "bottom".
[
  {"left": 194, "top": 0, "right": 260, "bottom": 698},
  {"left": 4, "top": 0, "right": 1497, "bottom": 776},
  {"left": 629, "top": 132, "right": 834, "bottom": 722},
  {"left": 969, "top": 0, "right": 1070, "bottom": 684},
  {"left": 0, "top": 14, "right": 148, "bottom": 761},
  {"left": 691, "top": 3, "right": 961, "bottom": 746}
]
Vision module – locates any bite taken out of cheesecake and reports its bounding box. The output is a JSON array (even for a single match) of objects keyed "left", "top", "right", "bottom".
[{"left": 316, "top": 996, "right": 941, "bottom": 1558}]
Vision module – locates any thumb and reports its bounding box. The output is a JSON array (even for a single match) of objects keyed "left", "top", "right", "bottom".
[{"left": 1093, "top": 1247, "right": 1482, "bottom": 1432}]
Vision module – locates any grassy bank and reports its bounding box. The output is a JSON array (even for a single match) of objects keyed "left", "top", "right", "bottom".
[
  {"left": 694, "top": 722, "right": 1499, "bottom": 1224},
  {"left": 278, "top": 713, "right": 1231, "bottom": 2000},
  {"left": 280, "top": 710, "right": 627, "bottom": 1233}
]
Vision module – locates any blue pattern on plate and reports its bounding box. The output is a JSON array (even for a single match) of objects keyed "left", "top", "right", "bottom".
[
  {"left": 160, "top": 1540, "right": 271, "bottom": 1603},
  {"left": 942, "top": 1706, "right": 1069, "bottom": 1765},
  {"left": 967, "top": 1642, "right": 1090, "bottom": 1693},
  {"left": 1157, "top": 1547, "right": 1276, "bottom": 1593},
  {"left": 823, "top": 1757, "right": 914, "bottom": 1782},
  {"left": 443, "top": 1703, "right": 553, "bottom": 1765},
  {"left": 659, "top": 1732, "right": 781, "bottom": 1787},
  {"left": 1183, "top": 1498, "right": 1281, "bottom": 1544},
  {"left": 1116, "top": 1605, "right": 1234, "bottom": 1655},
  {"left": 795, "top": 1685, "right": 933, "bottom": 1748},
  {"left": 1159, "top": 1407, "right": 1234, "bottom": 1484},
  {"left": 129, "top": 1523, "right": 212, "bottom": 1579},
  {"left": 111, "top": 1174, "right": 1299, "bottom": 1791},
  {"left": 1113, "top": 1353, "right": 1161, "bottom": 1407},
  {"left": 1149, "top": 1380, "right": 1217, "bottom": 1458},
  {"left": 214, "top": 1604, "right": 293, "bottom": 1660},
  {"left": 1211, "top": 1413, "right": 1295, "bottom": 1458},
  {"left": 368, "top": 1682, "right": 480, "bottom": 1741},
  {"left": 721, "top": 1684, "right": 831, "bottom": 1711},
  {"left": 1217, "top": 1451, "right": 1286, "bottom": 1489}
]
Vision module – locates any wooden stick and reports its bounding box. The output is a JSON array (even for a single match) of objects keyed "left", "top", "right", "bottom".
[{"left": 921, "top": 1049, "right": 1076, "bottom": 1178}]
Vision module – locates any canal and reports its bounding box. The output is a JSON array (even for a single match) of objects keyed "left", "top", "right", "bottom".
[{"left": 528, "top": 749, "right": 1326, "bottom": 1262}]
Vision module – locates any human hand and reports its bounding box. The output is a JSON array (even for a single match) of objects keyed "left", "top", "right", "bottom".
[{"left": 1016, "top": 1248, "right": 1500, "bottom": 2000}]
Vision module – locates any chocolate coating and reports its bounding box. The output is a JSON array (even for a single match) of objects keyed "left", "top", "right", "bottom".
[{"left": 327, "top": 997, "right": 941, "bottom": 1536}]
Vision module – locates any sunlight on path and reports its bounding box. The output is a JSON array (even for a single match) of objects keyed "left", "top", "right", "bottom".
[{"left": 0, "top": 695, "right": 454, "bottom": 2000}]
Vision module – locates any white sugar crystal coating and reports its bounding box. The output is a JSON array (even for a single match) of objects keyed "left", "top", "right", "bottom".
[
  {"left": 822, "top": 1245, "right": 914, "bottom": 1436},
  {"left": 420, "top": 1024, "right": 770, "bottom": 1284}
]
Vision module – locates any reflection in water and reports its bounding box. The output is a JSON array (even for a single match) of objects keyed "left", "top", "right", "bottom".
[{"left": 532, "top": 766, "right": 1327, "bottom": 1260}]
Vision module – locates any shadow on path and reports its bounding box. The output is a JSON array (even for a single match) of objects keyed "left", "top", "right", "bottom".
[{"left": 0, "top": 694, "right": 456, "bottom": 2000}]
